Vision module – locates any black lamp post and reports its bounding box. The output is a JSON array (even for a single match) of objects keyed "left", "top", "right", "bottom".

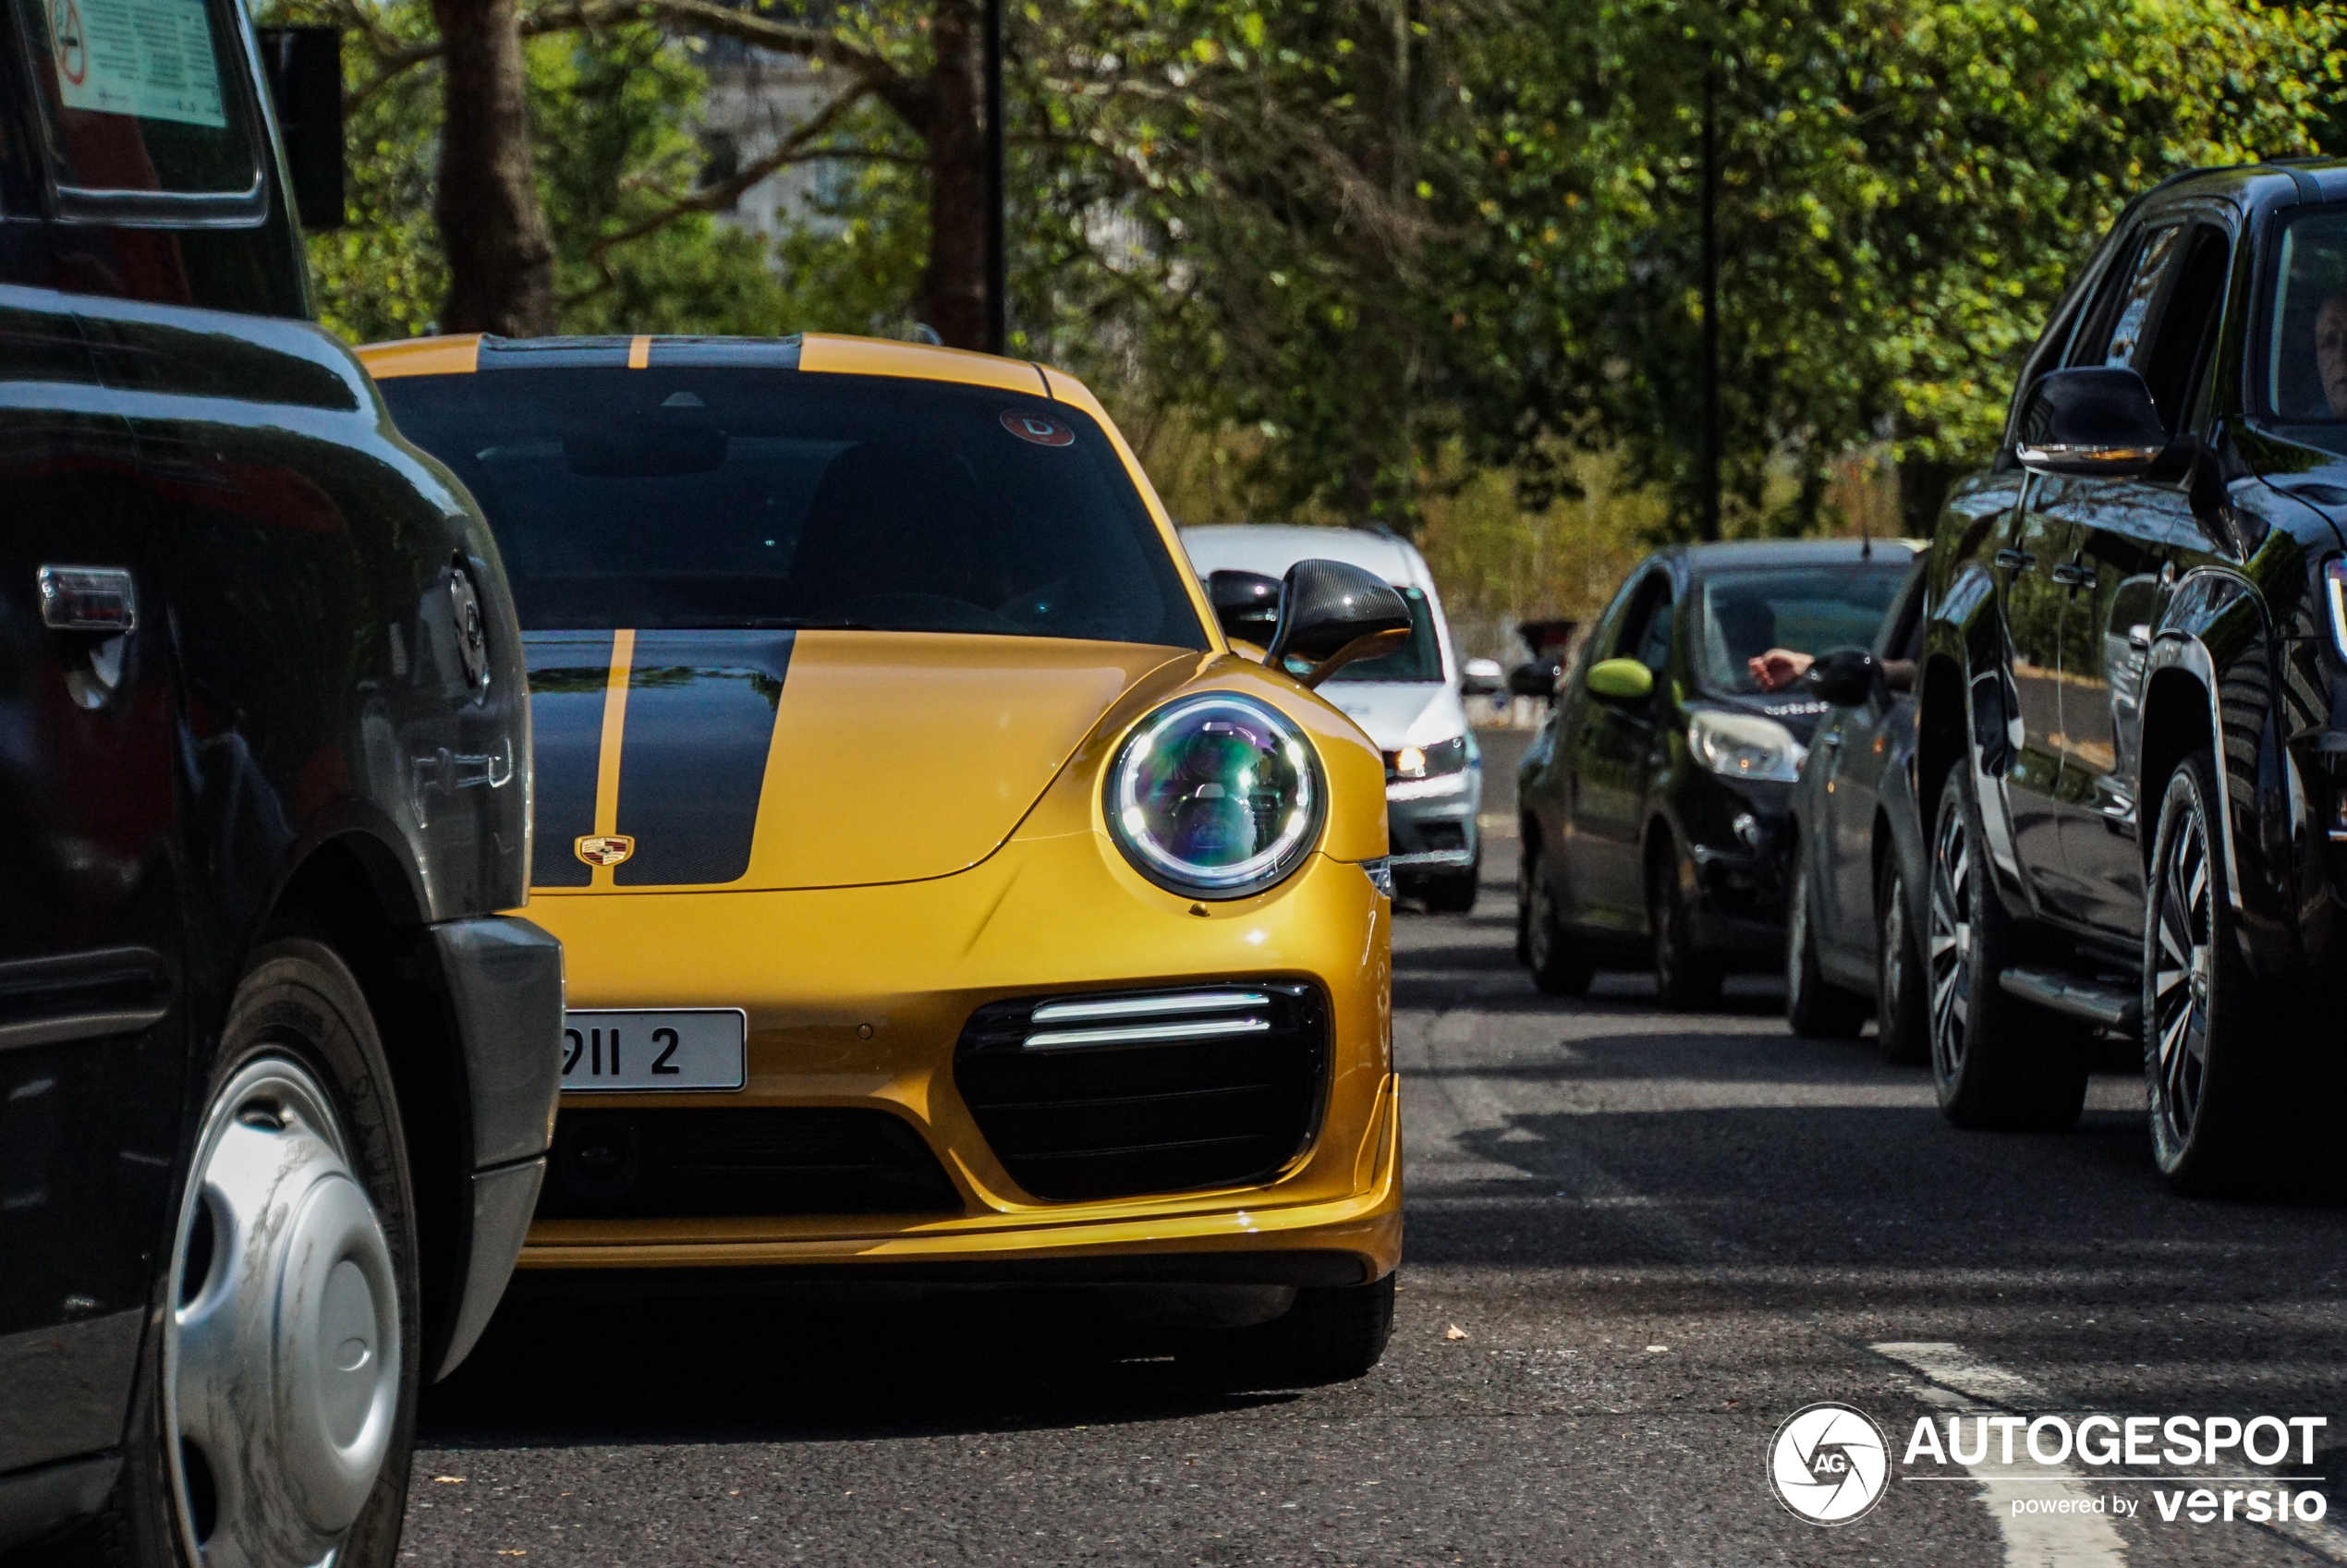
[{"left": 1698, "top": 62, "right": 1721, "bottom": 542}]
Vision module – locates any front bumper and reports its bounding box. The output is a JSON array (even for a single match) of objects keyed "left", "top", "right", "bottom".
[
  {"left": 517, "top": 833, "right": 1401, "bottom": 1285},
  {"left": 424, "top": 915, "right": 564, "bottom": 1377},
  {"left": 1387, "top": 771, "right": 1480, "bottom": 880},
  {"left": 1678, "top": 775, "right": 1794, "bottom": 961}
]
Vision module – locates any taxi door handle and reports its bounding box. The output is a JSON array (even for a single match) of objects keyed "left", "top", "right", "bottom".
[
  {"left": 1821, "top": 731, "right": 1842, "bottom": 748},
  {"left": 1994, "top": 548, "right": 2035, "bottom": 571},
  {"left": 2050, "top": 562, "right": 2096, "bottom": 588}
]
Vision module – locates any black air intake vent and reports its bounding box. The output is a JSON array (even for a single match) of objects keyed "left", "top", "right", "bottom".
[
  {"left": 954, "top": 982, "right": 1330, "bottom": 1202},
  {"left": 536, "top": 1107, "right": 960, "bottom": 1219}
]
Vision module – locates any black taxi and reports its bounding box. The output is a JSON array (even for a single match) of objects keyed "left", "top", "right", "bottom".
[{"left": 0, "top": 5, "right": 559, "bottom": 1562}]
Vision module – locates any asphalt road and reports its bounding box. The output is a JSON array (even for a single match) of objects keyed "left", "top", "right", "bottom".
[{"left": 404, "top": 730, "right": 2347, "bottom": 1567}]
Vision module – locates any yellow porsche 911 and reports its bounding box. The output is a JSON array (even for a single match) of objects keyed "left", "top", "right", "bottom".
[{"left": 361, "top": 332, "right": 1407, "bottom": 1378}]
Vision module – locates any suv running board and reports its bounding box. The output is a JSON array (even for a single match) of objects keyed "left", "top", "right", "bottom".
[{"left": 1998, "top": 968, "right": 2140, "bottom": 1032}]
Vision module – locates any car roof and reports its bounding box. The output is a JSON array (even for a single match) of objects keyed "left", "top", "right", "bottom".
[
  {"left": 1659, "top": 538, "right": 1919, "bottom": 577},
  {"left": 1179, "top": 524, "right": 1431, "bottom": 590},
  {"left": 356, "top": 332, "right": 1065, "bottom": 399}
]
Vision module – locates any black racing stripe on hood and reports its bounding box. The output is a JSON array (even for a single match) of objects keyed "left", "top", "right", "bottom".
[
  {"left": 524, "top": 633, "right": 615, "bottom": 887},
  {"left": 613, "top": 631, "right": 795, "bottom": 886}
]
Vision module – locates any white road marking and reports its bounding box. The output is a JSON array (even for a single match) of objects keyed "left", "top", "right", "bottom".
[
  {"left": 1872, "top": 1343, "right": 2129, "bottom": 1567},
  {"left": 1874, "top": 1342, "right": 2347, "bottom": 1565}
]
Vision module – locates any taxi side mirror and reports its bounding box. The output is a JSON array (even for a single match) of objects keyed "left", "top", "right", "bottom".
[
  {"left": 1586, "top": 657, "right": 1655, "bottom": 702},
  {"left": 1265, "top": 559, "right": 1412, "bottom": 688},
  {"left": 1808, "top": 647, "right": 1880, "bottom": 708},
  {"left": 1206, "top": 569, "right": 1282, "bottom": 649}
]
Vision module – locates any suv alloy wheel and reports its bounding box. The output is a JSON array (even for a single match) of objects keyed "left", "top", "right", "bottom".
[{"left": 1926, "top": 776, "right": 2088, "bottom": 1129}]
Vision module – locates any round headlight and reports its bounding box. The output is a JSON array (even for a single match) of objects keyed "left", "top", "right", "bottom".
[{"left": 1106, "top": 694, "right": 1324, "bottom": 899}]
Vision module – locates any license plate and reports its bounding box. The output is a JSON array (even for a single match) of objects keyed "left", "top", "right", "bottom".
[{"left": 561, "top": 1009, "right": 746, "bottom": 1092}]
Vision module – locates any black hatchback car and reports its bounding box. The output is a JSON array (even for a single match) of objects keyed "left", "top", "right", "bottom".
[
  {"left": 1515, "top": 541, "right": 1914, "bottom": 1006},
  {"left": 1917, "top": 157, "right": 2347, "bottom": 1194},
  {"left": 0, "top": 6, "right": 560, "bottom": 1563}
]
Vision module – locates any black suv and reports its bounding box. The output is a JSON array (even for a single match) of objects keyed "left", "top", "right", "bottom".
[
  {"left": 0, "top": 6, "right": 559, "bottom": 1563},
  {"left": 1920, "top": 159, "right": 2347, "bottom": 1192}
]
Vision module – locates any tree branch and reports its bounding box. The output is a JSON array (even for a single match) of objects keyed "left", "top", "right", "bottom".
[{"left": 556, "top": 79, "right": 873, "bottom": 305}]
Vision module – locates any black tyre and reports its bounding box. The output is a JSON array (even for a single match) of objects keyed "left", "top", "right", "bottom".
[
  {"left": 1925, "top": 777, "right": 2088, "bottom": 1130},
  {"left": 103, "top": 942, "right": 420, "bottom": 1568},
  {"left": 1785, "top": 840, "right": 1868, "bottom": 1039},
  {"left": 1519, "top": 840, "right": 1593, "bottom": 995},
  {"left": 2144, "top": 747, "right": 2278, "bottom": 1195},
  {"left": 1874, "top": 852, "right": 1929, "bottom": 1064},
  {"left": 1648, "top": 836, "right": 1723, "bottom": 1012},
  {"left": 1420, "top": 849, "right": 1480, "bottom": 914}
]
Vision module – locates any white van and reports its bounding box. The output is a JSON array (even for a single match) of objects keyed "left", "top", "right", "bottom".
[{"left": 1181, "top": 526, "right": 1485, "bottom": 910}]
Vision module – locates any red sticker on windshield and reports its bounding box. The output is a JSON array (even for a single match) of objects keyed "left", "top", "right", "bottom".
[{"left": 1001, "top": 409, "right": 1076, "bottom": 447}]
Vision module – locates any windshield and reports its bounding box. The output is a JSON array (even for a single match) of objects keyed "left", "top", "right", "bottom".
[
  {"left": 1318, "top": 586, "right": 1442, "bottom": 683},
  {"left": 378, "top": 368, "right": 1207, "bottom": 646},
  {"left": 2260, "top": 206, "right": 2347, "bottom": 454},
  {"left": 1690, "top": 563, "right": 1910, "bottom": 697}
]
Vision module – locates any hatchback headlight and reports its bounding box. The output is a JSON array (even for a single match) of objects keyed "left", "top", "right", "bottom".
[
  {"left": 1687, "top": 708, "right": 1806, "bottom": 784},
  {"left": 1106, "top": 694, "right": 1324, "bottom": 899}
]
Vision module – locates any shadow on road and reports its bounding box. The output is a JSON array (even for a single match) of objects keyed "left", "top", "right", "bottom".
[{"left": 423, "top": 1287, "right": 1295, "bottom": 1449}]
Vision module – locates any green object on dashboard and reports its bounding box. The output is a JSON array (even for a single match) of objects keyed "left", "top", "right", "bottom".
[{"left": 1587, "top": 657, "right": 1656, "bottom": 700}]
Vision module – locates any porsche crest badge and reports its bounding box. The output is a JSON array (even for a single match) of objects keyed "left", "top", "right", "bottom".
[{"left": 575, "top": 834, "right": 635, "bottom": 868}]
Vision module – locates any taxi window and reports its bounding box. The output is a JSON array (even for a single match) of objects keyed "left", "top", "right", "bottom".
[
  {"left": 380, "top": 367, "right": 1210, "bottom": 648},
  {"left": 15, "top": 0, "right": 261, "bottom": 197}
]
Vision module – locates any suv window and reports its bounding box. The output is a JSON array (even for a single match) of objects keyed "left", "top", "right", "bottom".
[
  {"left": 2257, "top": 203, "right": 2347, "bottom": 451},
  {"left": 2073, "top": 221, "right": 2230, "bottom": 433},
  {"left": 14, "top": 0, "right": 260, "bottom": 197}
]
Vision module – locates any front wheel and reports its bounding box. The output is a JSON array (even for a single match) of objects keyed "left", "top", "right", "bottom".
[
  {"left": 1874, "top": 853, "right": 1929, "bottom": 1064},
  {"left": 1925, "top": 778, "right": 2087, "bottom": 1130},
  {"left": 105, "top": 942, "right": 420, "bottom": 1568},
  {"left": 2144, "top": 747, "right": 2277, "bottom": 1195},
  {"left": 1519, "top": 842, "right": 1593, "bottom": 995},
  {"left": 1649, "top": 837, "right": 1723, "bottom": 1012},
  {"left": 1786, "top": 841, "right": 1868, "bottom": 1039}
]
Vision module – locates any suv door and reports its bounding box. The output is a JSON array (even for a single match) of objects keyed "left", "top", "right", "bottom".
[
  {"left": 0, "top": 281, "right": 181, "bottom": 1477},
  {"left": 1563, "top": 567, "right": 1673, "bottom": 930}
]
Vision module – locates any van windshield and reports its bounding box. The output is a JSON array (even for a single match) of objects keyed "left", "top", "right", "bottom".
[{"left": 378, "top": 367, "right": 1207, "bottom": 648}]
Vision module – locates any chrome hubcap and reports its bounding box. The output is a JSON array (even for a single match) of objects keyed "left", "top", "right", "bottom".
[
  {"left": 2151, "top": 797, "right": 2214, "bottom": 1145},
  {"left": 1927, "top": 802, "right": 1973, "bottom": 1081},
  {"left": 166, "top": 1056, "right": 400, "bottom": 1568}
]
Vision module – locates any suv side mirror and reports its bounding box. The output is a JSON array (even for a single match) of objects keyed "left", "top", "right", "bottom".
[
  {"left": 1586, "top": 657, "right": 1655, "bottom": 702},
  {"left": 2014, "top": 367, "right": 2165, "bottom": 478},
  {"left": 1807, "top": 647, "right": 1880, "bottom": 708},
  {"left": 1206, "top": 569, "right": 1282, "bottom": 648},
  {"left": 258, "top": 27, "right": 347, "bottom": 232},
  {"left": 1264, "top": 559, "right": 1412, "bottom": 687},
  {"left": 1461, "top": 657, "right": 1504, "bottom": 697}
]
